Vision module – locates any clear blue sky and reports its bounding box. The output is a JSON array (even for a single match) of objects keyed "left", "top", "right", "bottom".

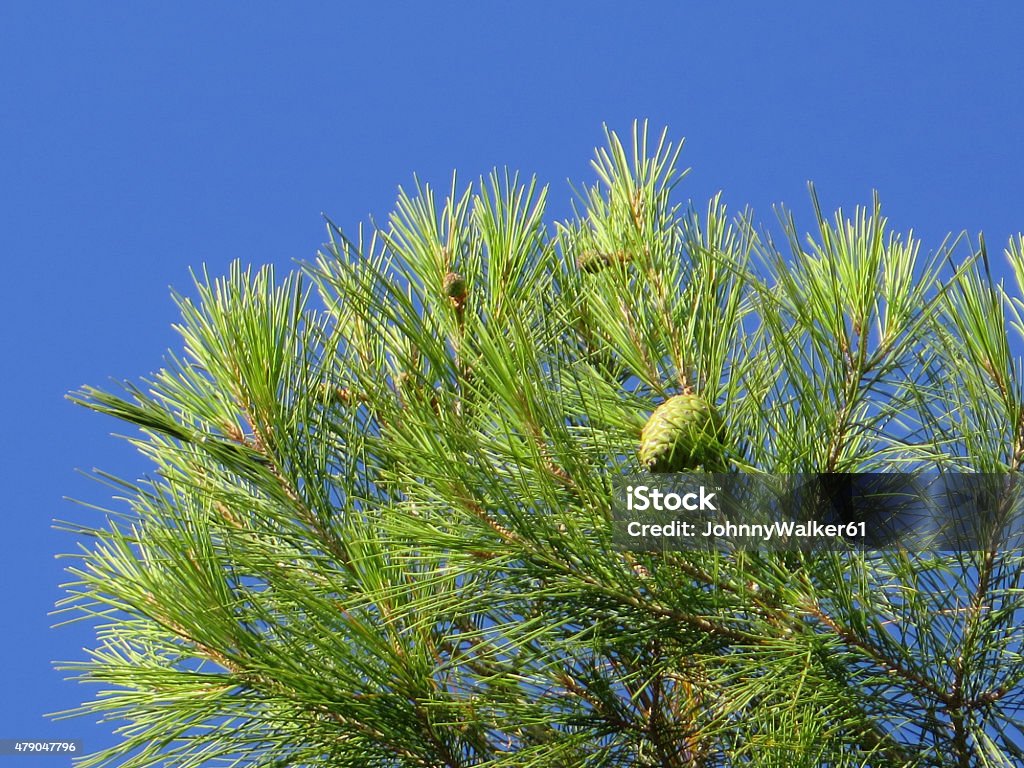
[{"left": 2, "top": 4, "right": 1023, "bottom": 765}]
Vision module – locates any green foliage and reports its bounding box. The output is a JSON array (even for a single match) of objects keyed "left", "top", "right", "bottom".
[{"left": 58, "top": 122, "right": 1024, "bottom": 767}]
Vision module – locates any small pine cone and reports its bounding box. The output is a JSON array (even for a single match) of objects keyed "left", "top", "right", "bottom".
[
  {"left": 442, "top": 271, "right": 468, "bottom": 303},
  {"left": 639, "top": 394, "right": 726, "bottom": 473},
  {"left": 577, "top": 249, "right": 630, "bottom": 273}
]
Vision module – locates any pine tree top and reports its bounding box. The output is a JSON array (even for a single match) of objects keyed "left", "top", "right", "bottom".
[{"left": 60, "top": 121, "right": 1024, "bottom": 768}]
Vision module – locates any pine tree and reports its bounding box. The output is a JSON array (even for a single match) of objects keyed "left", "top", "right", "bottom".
[{"left": 57, "top": 122, "right": 1024, "bottom": 767}]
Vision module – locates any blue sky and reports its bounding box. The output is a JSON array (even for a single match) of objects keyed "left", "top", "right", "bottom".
[{"left": 2, "top": 3, "right": 1023, "bottom": 764}]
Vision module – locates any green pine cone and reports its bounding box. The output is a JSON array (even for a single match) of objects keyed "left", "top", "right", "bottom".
[
  {"left": 639, "top": 394, "right": 726, "bottom": 473},
  {"left": 577, "top": 249, "right": 630, "bottom": 273},
  {"left": 442, "top": 271, "right": 468, "bottom": 300}
]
